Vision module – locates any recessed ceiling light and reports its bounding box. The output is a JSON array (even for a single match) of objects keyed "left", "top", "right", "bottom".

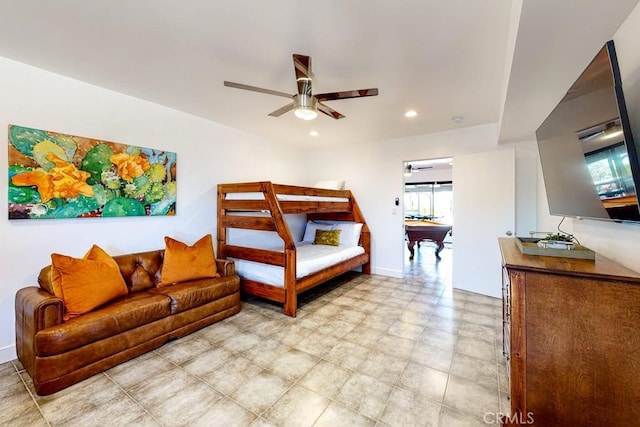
[
  {"left": 308, "top": 130, "right": 319, "bottom": 137},
  {"left": 404, "top": 110, "right": 418, "bottom": 118},
  {"left": 451, "top": 116, "right": 464, "bottom": 123}
]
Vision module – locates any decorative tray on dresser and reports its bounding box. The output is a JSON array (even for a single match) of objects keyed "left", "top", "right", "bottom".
[{"left": 499, "top": 237, "right": 640, "bottom": 426}]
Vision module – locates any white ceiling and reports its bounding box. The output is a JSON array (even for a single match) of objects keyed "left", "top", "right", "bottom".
[{"left": 0, "top": 0, "right": 638, "bottom": 148}]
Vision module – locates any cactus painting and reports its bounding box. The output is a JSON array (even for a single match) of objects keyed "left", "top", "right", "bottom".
[{"left": 8, "top": 125, "right": 176, "bottom": 219}]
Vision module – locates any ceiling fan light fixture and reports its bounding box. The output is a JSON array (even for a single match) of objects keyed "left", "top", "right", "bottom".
[
  {"left": 294, "top": 94, "right": 318, "bottom": 120},
  {"left": 604, "top": 129, "right": 623, "bottom": 140},
  {"left": 294, "top": 106, "right": 318, "bottom": 120}
]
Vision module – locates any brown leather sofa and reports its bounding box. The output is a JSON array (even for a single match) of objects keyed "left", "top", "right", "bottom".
[{"left": 15, "top": 249, "right": 241, "bottom": 395}]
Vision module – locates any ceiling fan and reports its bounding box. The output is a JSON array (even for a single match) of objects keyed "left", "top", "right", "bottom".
[
  {"left": 404, "top": 164, "right": 433, "bottom": 176},
  {"left": 577, "top": 119, "right": 623, "bottom": 142},
  {"left": 224, "top": 54, "right": 378, "bottom": 120}
]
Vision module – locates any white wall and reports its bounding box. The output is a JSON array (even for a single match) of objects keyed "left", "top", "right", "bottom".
[
  {"left": 536, "top": 2, "right": 640, "bottom": 271},
  {"left": 0, "top": 57, "right": 307, "bottom": 363},
  {"left": 304, "top": 123, "right": 537, "bottom": 279},
  {"left": 515, "top": 143, "right": 538, "bottom": 237}
]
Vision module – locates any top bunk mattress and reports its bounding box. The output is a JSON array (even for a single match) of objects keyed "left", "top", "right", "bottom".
[
  {"left": 231, "top": 241, "right": 365, "bottom": 287},
  {"left": 225, "top": 192, "right": 349, "bottom": 202}
]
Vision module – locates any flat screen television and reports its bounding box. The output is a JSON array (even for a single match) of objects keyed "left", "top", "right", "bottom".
[{"left": 536, "top": 40, "right": 640, "bottom": 223}]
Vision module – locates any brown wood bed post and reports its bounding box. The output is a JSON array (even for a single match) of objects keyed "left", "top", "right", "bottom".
[
  {"left": 261, "top": 182, "right": 299, "bottom": 316},
  {"left": 283, "top": 249, "right": 297, "bottom": 316},
  {"left": 350, "top": 191, "right": 371, "bottom": 275},
  {"left": 217, "top": 184, "right": 227, "bottom": 259}
]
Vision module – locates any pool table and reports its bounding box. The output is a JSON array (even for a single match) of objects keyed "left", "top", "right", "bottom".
[{"left": 405, "top": 220, "right": 452, "bottom": 260}]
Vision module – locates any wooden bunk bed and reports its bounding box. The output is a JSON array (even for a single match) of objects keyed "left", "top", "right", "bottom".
[{"left": 217, "top": 181, "right": 371, "bottom": 317}]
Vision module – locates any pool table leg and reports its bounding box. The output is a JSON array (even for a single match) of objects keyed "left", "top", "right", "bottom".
[
  {"left": 434, "top": 240, "right": 445, "bottom": 260},
  {"left": 408, "top": 239, "right": 445, "bottom": 260},
  {"left": 407, "top": 240, "right": 416, "bottom": 260}
]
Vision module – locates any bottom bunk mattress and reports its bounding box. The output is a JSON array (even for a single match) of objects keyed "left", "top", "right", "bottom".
[{"left": 231, "top": 242, "right": 365, "bottom": 287}]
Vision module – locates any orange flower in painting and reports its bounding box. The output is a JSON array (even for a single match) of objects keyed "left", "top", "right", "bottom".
[
  {"left": 11, "top": 169, "right": 55, "bottom": 202},
  {"left": 11, "top": 153, "right": 94, "bottom": 202},
  {"left": 48, "top": 154, "right": 94, "bottom": 199},
  {"left": 110, "top": 152, "right": 150, "bottom": 182}
]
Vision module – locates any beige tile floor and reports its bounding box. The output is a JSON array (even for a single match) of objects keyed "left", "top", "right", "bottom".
[{"left": 0, "top": 246, "right": 509, "bottom": 426}]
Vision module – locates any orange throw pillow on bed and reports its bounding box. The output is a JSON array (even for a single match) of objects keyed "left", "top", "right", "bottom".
[
  {"left": 159, "top": 234, "right": 219, "bottom": 287},
  {"left": 50, "top": 245, "right": 128, "bottom": 319}
]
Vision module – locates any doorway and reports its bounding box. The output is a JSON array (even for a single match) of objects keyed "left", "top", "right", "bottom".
[{"left": 403, "top": 157, "right": 454, "bottom": 269}]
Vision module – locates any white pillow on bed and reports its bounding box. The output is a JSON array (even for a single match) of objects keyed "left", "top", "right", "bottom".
[
  {"left": 302, "top": 221, "right": 334, "bottom": 242},
  {"left": 307, "top": 220, "right": 363, "bottom": 246},
  {"left": 332, "top": 222, "right": 364, "bottom": 246}
]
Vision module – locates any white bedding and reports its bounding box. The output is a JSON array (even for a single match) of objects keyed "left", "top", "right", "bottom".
[
  {"left": 232, "top": 241, "right": 365, "bottom": 287},
  {"left": 226, "top": 192, "right": 349, "bottom": 202}
]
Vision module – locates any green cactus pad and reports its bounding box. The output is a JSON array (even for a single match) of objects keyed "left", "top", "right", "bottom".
[
  {"left": 53, "top": 135, "right": 77, "bottom": 161},
  {"left": 145, "top": 163, "right": 166, "bottom": 183},
  {"left": 8, "top": 185, "right": 41, "bottom": 204},
  {"left": 81, "top": 143, "right": 114, "bottom": 185},
  {"left": 47, "top": 195, "right": 102, "bottom": 219},
  {"left": 32, "top": 140, "right": 68, "bottom": 171},
  {"left": 9, "top": 125, "right": 49, "bottom": 157},
  {"left": 102, "top": 197, "right": 146, "bottom": 217}
]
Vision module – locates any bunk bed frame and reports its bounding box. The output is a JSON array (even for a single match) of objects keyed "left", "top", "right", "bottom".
[{"left": 217, "top": 181, "right": 371, "bottom": 317}]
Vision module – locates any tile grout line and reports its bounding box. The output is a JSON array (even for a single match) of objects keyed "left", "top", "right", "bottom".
[
  {"left": 7, "top": 256, "right": 503, "bottom": 426},
  {"left": 14, "top": 363, "right": 52, "bottom": 427},
  {"left": 103, "top": 369, "right": 165, "bottom": 426}
]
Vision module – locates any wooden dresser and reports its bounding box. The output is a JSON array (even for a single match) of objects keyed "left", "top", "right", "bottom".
[{"left": 499, "top": 238, "right": 640, "bottom": 426}]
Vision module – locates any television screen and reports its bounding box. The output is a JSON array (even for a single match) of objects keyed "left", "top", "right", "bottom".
[{"left": 536, "top": 40, "right": 640, "bottom": 223}]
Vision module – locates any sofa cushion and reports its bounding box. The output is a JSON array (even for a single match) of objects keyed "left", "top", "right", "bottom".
[
  {"left": 150, "top": 275, "right": 240, "bottom": 314},
  {"left": 50, "top": 245, "right": 129, "bottom": 319},
  {"left": 35, "top": 292, "right": 171, "bottom": 357},
  {"left": 159, "top": 234, "right": 219, "bottom": 287},
  {"left": 114, "top": 250, "right": 164, "bottom": 292}
]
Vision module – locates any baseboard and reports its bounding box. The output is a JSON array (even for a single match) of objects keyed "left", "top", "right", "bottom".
[
  {"left": 0, "top": 344, "right": 17, "bottom": 365},
  {"left": 453, "top": 284, "right": 501, "bottom": 299},
  {"left": 371, "top": 266, "right": 403, "bottom": 278}
]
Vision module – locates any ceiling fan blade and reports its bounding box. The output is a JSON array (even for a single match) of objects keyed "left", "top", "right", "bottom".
[
  {"left": 293, "top": 54, "right": 312, "bottom": 81},
  {"left": 317, "top": 102, "right": 345, "bottom": 120},
  {"left": 268, "top": 102, "right": 295, "bottom": 117},
  {"left": 224, "top": 81, "right": 292, "bottom": 98},
  {"left": 315, "top": 88, "right": 379, "bottom": 102}
]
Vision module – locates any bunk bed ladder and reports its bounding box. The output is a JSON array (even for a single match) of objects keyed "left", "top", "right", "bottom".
[{"left": 261, "top": 182, "right": 298, "bottom": 316}]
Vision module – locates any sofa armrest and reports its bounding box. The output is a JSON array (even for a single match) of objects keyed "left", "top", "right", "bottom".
[
  {"left": 15, "top": 287, "right": 64, "bottom": 375},
  {"left": 216, "top": 259, "right": 235, "bottom": 277}
]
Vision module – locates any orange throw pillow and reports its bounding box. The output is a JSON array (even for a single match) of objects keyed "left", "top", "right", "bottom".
[
  {"left": 50, "top": 245, "right": 128, "bottom": 319},
  {"left": 159, "top": 234, "right": 219, "bottom": 287}
]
